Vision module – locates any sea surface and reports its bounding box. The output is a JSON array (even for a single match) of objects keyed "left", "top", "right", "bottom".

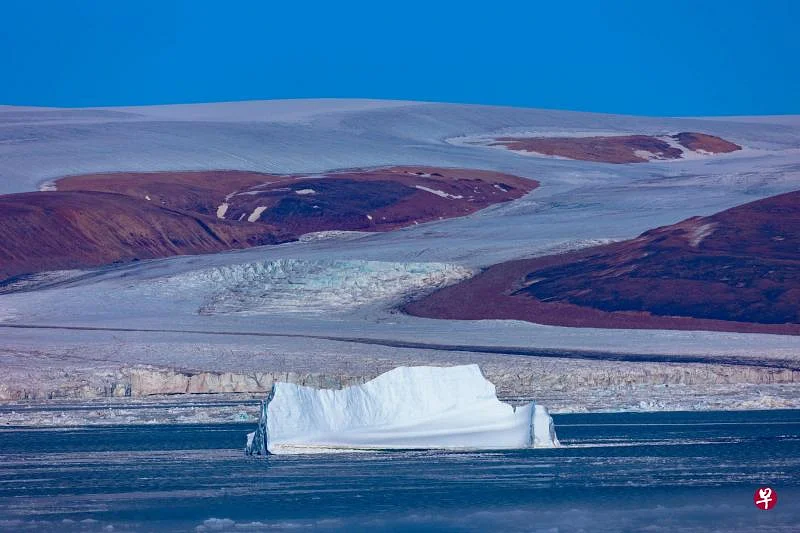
[{"left": 0, "top": 410, "right": 798, "bottom": 532}]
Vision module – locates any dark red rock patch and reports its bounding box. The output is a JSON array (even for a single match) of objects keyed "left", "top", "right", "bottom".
[
  {"left": 0, "top": 191, "right": 290, "bottom": 281},
  {"left": 217, "top": 166, "right": 536, "bottom": 233},
  {"left": 0, "top": 167, "right": 536, "bottom": 280},
  {"left": 673, "top": 132, "right": 741, "bottom": 154},
  {"left": 55, "top": 170, "right": 276, "bottom": 216},
  {"left": 404, "top": 191, "right": 800, "bottom": 335},
  {"left": 487, "top": 132, "right": 741, "bottom": 163}
]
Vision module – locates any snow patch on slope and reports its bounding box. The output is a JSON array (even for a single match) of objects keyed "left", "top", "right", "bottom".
[
  {"left": 689, "top": 222, "right": 717, "bottom": 247},
  {"left": 415, "top": 185, "right": 464, "bottom": 199},
  {"left": 633, "top": 149, "right": 660, "bottom": 161},
  {"left": 246, "top": 364, "right": 559, "bottom": 454},
  {"left": 147, "top": 259, "right": 473, "bottom": 315},
  {"left": 247, "top": 206, "right": 267, "bottom": 222}
]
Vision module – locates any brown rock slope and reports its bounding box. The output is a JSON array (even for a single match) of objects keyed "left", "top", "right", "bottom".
[
  {"left": 488, "top": 132, "right": 740, "bottom": 163},
  {"left": 0, "top": 191, "right": 290, "bottom": 280},
  {"left": 0, "top": 167, "right": 536, "bottom": 280},
  {"left": 404, "top": 191, "right": 800, "bottom": 335},
  {"left": 674, "top": 132, "right": 741, "bottom": 154},
  {"left": 55, "top": 170, "right": 275, "bottom": 216}
]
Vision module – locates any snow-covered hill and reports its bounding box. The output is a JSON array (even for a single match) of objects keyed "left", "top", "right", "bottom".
[{"left": 1, "top": 100, "right": 799, "bottom": 416}]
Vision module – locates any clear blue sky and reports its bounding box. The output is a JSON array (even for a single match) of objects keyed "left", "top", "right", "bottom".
[{"left": 1, "top": 0, "right": 797, "bottom": 115}]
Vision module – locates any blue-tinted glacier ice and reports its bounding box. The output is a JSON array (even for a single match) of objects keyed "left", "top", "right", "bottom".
[{"left": 245, "top": 364, "right": 559, "bottom": 454}]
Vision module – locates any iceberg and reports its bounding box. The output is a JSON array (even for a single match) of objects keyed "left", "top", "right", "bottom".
[{"left": 245, "top": 364, "right": 559, "bottom": 454}]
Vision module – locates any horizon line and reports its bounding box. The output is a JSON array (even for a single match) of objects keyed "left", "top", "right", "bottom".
[{"left": 2, "top": 97, "right": 799, "bottom": 120}]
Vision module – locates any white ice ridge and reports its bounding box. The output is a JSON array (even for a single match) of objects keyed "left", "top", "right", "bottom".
[{"left": 245, "top": 364, "right": 560, "bottom": 455}]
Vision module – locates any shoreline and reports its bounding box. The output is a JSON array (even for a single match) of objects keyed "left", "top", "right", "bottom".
[{"left": 3, "top": 384, "right": 798, "bottom": 427}]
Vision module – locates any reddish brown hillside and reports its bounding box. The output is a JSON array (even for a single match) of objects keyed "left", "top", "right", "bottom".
[
  {"left": 55, "top": 170, "right": 274, "bottom": 215},
  {"left": 487, "top": 132, "right": 741, "bottom": 163},
  {"left": 207, "top": 166, "right": 536, "bottom": 233},
  {"left": 405, "top": 191, "right": 800, "bottom": 335},
  {"left": 673, "top": 132, "right": 741, "bottom": 154},
  {"left": 0, "top": 191, "right": 288, "bottom": 280},
  {"left": 0, "top": 167, "right": 536, "bottom": 280}
]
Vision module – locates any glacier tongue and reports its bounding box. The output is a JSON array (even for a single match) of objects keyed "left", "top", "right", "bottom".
[
  {"left": 245, "top": 364, "right": 559, "bottom": 454},
  {"left": 148, "top": 259, "right": 473, "bottom": 316}
]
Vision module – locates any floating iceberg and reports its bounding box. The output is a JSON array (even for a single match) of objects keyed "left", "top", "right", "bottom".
[{"left": 246, "top": 364, "right": 559, "bottom": 454}]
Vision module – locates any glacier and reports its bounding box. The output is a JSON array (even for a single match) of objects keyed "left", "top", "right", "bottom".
[
  {"left": 1, "top": 100, "right": 799, "bottom": 424},
  {"left": 245, "top": 364, "right": 559, "bottom": 454},
  {"left": 169, "top": 259, "right": 473, "bottom": 315}
]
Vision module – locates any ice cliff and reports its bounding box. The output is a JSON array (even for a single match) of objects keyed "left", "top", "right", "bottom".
[{"left": 245, "top": 364, "right": 560, "bottom": 454}]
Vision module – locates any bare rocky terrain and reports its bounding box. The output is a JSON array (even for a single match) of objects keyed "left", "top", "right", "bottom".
[
  {"left": 405, "top": 190, "right": 800, "bottom": 335},
  {"left": 486, "top": 131, "right": 741, "bottom": 163},
  {"left": 0, "top": 167, "right": 533, "bottom": 280}
]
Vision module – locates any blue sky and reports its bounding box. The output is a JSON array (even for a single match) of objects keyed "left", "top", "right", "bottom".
[{"left": 1, "top": 0, "right": 797, "bottom": 115}]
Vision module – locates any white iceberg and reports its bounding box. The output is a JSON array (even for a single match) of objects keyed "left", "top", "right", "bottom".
[{"left": 245, "top": 364, "right": 559, "bottom": 454}]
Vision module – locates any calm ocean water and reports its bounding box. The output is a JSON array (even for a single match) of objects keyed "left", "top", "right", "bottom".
[{"left": 0, "top": 410, "right": 798, "bottom": 532}]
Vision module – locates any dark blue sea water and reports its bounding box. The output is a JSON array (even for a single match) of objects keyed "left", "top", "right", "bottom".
[{"left": 1, "top": 410, "right": 798, "bottom": 532}]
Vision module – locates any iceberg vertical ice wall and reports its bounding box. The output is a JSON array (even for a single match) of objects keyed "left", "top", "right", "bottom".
[{"left": 245, "top": 364, "right": 559, "bottom": 454}]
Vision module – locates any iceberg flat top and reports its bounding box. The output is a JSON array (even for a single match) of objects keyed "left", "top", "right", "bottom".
[{"left": 247, "top": 364, "right": 559, "bottom": 454}]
